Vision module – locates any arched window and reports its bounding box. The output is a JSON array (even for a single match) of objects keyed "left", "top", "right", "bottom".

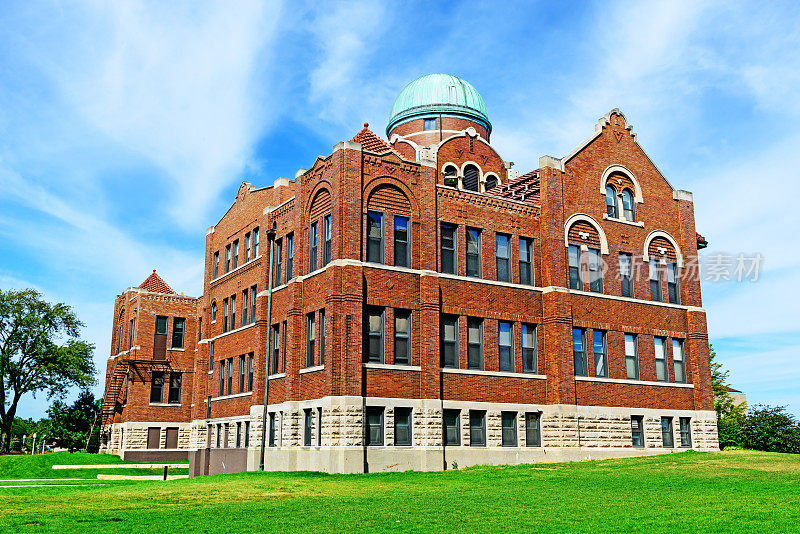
[
  {"left": 443, "top": 165, "right": 457, "bottom": 187},
  {"left": 605, "top": 185, "right": 618, "bottom": 218},
  {"left": 211, "top": 301, "right": 217, "bottom": 323},
  {"left": 484, "top": 174, "right": 497, "bottom": 191},
  {"left": 463, "top": 164, "right": 480, "bottom": 191},
  {"left": 621, "top": 189, "right": 635, "bottom": 222}
]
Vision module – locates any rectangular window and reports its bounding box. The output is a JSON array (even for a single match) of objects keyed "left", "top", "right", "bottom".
[
  {"left": 319, "top": 309, "right": 326, "bottom": 366},
  {"left": 150, "top": 371, "right": 164, "bottom": 403},
  {"left": 519, "top": 237, "right": 534, "bottom": 285},
  {"left": 271, "top": 324, "right": 280, "bottom": 374},
  {"left": 365, "top": 407, "right": 384, "bottom": 446},
  {"left": 466, "top": 228, "right": 482, "bottom": 277},
  {"left": 219, "top": 360, "right": 225, "bottom": 396},
  {"left": 441, "top": 315, "right": 458, "bottom": 368},
  {"left": 443, "top": 409, "right": 460, "bottom": 446},
  {"left": 245, "top": 421, "right": 250, "bottom": 448},
  {"left": 323, "top": 214, "right": 332, "bottom": 265},
  {"left": 129, "top": 318, "right": 135, "bottom": 348},
  {"left": 213, "top": 251, "right": 219, "bottom": 278},
  {"left": 268, "top": 413, "right": 276, "bottom": 447},
  {"left": 525, "top": 412, "right": 541, "bottom": 447},
  {"left": 223, "top": 299, "right": 229, "bottom": 332},
  {"left": 394, "top": 215, "right": 409, "bottom": 267},
  {"left": 498, "top": 320, "right": 513, "bottom": 372},
  {"left": 679, "top": 417, "right": 692, "bottom": 447},
  {"left": 304, "top": 409, "right": 313, "bottom": 446},
  {"left": 620, "top": 253, "right": 633, "bottom": 297},
  {"left": 208, "top": 340, "right": 214, "bottom": 372},
  {"left": 281, "top": 321, "right": 287, "bottom": 373},
  {"left": 367, "top": 211, "right": 384, "bottom": 264},
  {"left": 631, "top": 416, "right": 644, "bottom": 448},
  {"left": 230, "top": 295, "right": 236, "bottom": 330},
  {"left": 247, "top": 353, "right": 254, "bottom": 391},
  {"left": 317, "top": 408, "right": 323, "bottom": 446},
  {"left": 198, "top": 317, "right": 202, "bottom": 341},
  {"left": 667, "top": 262, "right": 680, "bottom": 304},
  {"left": 423, "top": 118, "right": 436, "bottom": 130},
  {"left": 573, "top": 328, "right": 587, "bottom": 376},
  {"left": 216, "top": 424, "right": 221, "bottom": 448},
  {"left": 245, "top": 232, "right": 251, "bottom": 262},
  {"left": 366, "top": 307, "right": 384, "bottom": 363},
  {"left": 236, "top": 422, "right": 242, "bottom": 448},
  {"left": 650, "top": 261, "right": 663, "bottom": 301},
  {"left": 467, "top": 317, "right": 484, "bottom": 370},
  {"left": 592, "top": 330, "right": 608, "bottom": 378},
  {"left": 242, "top": 290, "right": 248, "bottom": 326},
  {"left": 274, "top": 239, "right": 282, "bottom": 287},
  {"left": 654, "top": 336, "right": 667, "bottom": 381},
  {"left": 232, "top": 239, "right": 239, "bottom": 269},
  {"left": 239, "top": 355, "right": 245, "bottom": 393},
  {"left": 522, "top": 324, "right": 537, "bottom": 373},
  {"left": 501, "top": 412, "right": 517, "bottom": 447},
  {"left": 394, "top": 407, "right": 412, "bottom": 446},
  {"left": 286, "top": 233, "right": 294, "bottom": 280},
  {"left": 309, "top": 220, "right": 318, "bottom": 271},
  {"left": 155, "top": 315, "right": 168, "bottom": 335},
  {"left": 394, "top": 310, "right": 411, "bottom": 365},
  {"left": 673, "top": 339, "right": 686, "bottom": 383},
  {"left": 225, "top": 244, "right": 231, "bottom": 273},
  {"left": 496, "top": 233, "right": 510, "bottom": 282},
  {"left": 227, "top": 357, "right": 233, "bottom": 395},
  {"left": 250, "top": 285, "right": 256, "bottom": 323},
  {"left": 625, "top": 334, "right": 639, "bottom": 380},
  {"left": 568, "top": 244, "right": 581, "bottom": 290},
  {"left": 469, "top": 411, "right": 486, "bottom": 447},
  {"left": 168, "top": 373, "right": 181, "bottom": 403},
  {"left": 441, "top": 223, "right": 456, "bottom": 274},
  {"left": 587, "top": 247, "right": 603, "bottom": 293},
  {"left": 253, "top": 227, "right": 259, "bottom": 257},
  {"left": 306, "top": 313, "right": 316, "bottom": 368},
  {"left": 171, "top": 317, "right": 185, "bottom": 349},
  {"left": 661, "top": 417, "right": 674, "bottom": 448},
  {"left": 211, "top": 302, "right": 217, "bottom": 323}
]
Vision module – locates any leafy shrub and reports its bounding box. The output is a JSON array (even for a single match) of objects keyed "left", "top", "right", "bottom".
[{"left": 739, "top": 405, "right": 800, "bottom": 454}]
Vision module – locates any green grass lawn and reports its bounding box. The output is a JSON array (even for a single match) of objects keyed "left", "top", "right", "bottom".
[
  {"left": 0, "top": 451, "right": 188, "bottom": 480},
  {"left": 0, "top": 450, "right": 798, "bottom": 532}
]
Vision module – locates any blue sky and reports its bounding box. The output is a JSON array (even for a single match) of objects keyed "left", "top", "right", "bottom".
[{"left": 1, "top": 0, "right": 798, "bottom": 418}]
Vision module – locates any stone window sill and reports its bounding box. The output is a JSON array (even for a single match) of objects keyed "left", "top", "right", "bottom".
[
  {"left": 441, "top": 368, "right": 547, "bottom": 379},
  {"left": 602, "top": 214, "right": 644, "bottom": 227},
  {"left": 300, "top": 365, "right": 325, "bottom": 374},
  {"left": 576, "top": 376, "right": 694, "bottom": 388},
  {"left": 363, "top": 363, "right": 422, "bottom": 371}
]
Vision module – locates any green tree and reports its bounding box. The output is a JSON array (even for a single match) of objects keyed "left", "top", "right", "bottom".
[
  {"left": 42, "top": 391, "right": 102, "bottom": 452},
  {"left": 0, "top": 289, "right": 96, "bottom": 453},
  {"left": 709, "top": 345, "right": 746, "bottom": 448},
  {"left": 739, "top": 405, "right": 800, "bottom": 454}
]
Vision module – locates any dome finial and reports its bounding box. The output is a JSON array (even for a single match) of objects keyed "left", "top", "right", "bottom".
[{"left": 364, "top": 122, "right": 369, "bottom": 128}]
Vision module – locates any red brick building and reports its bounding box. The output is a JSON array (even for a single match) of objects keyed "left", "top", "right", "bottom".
[{"left": 101, "top": 74, "right": 718, "bottom": 472}]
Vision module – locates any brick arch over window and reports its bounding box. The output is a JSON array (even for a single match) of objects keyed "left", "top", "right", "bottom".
[
  {"left": 600, "top": 164, "right": 643, "bottom": 203},
  {"left": 563, "top": 213, "right": 609, "bottom": 254},
  {"left": 643, "top": 230, "right": 684, "bottom": 267},
  {"left": 363, "top": 177, "right": 419, "bottom": 217},
  {"left": 309, "top": 187, "right": 332, "bottom": 222}
]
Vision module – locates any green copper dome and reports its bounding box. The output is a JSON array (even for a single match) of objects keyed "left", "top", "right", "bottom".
[{"left": 387, "top": 74, "right": 491, "bottom": 136}]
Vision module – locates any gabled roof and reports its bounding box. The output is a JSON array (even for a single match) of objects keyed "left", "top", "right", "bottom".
[
  {"left": 138, "top": 270, "right": 176, "bottom": 295},
  {"left": 486, "top": 170, "right": 540, "bottom": 204},
  {"left": 696, "top": 232, "right": 708, "bottom": 250},
  {"left": 351, "top": 123, "right": 397, "bottom": 154}
]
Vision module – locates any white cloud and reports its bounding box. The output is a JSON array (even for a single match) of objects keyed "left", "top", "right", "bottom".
[{"left": 25, "top": 1, "right": 284, "bottom": 229}]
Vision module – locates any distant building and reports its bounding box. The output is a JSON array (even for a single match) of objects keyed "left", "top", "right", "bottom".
[
  {"left": 718, "top": 386, "right": 748, "bottom": 413},
  {"left": 100, "top": 74, "right": 718, "bottom": 473}
]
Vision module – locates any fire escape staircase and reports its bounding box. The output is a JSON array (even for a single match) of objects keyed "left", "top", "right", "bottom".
[{"left": 101, "top": 359, "right": 129, "bottom": 425}]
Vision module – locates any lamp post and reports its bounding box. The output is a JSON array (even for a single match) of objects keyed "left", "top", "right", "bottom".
[
  {"left": 259, "top": 223, "right": 277, "bottom": 471},
  {"left": 31, "top": 433, "right": 36, "bottom": 455}
]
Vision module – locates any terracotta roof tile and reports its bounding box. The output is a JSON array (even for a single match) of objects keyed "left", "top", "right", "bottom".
[
  {"left": 138, "top": 270, "right": 177, "bottom": 295},
  {"left": 351, "top": 123, "right": 396, "bottom": 154},
  {"left": 485, "top": 169, "right": 541, "bottom": 204},
  {"left": 696, "top": 232, "right": 708, "bottom": 249}
]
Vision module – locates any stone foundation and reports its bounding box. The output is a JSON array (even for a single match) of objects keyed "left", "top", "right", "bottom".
[{"left": 106, "top": 396, "right": 718, "bottom": 474}]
